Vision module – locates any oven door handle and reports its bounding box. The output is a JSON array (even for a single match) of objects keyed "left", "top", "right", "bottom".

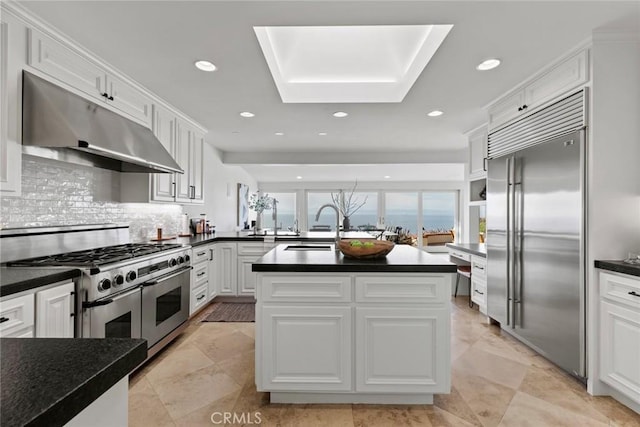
[
  {"left": 82, "top": 285, "right": 142, "bottom": 308},
  {"left": 142, "top": 266, "right": 192, "bottom": 287}
]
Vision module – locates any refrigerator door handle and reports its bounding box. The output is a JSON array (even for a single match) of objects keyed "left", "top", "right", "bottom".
[
  {"left": 514, "top": 156, "right": 524, "bottom": 328},
  {"left": 506, "top": 156, "right": 512, "bottom": 327},
  {"left": 509, "top": 156, "right": 517, "bottom": 329}
]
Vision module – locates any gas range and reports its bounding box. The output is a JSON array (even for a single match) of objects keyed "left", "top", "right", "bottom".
[{"left": 9, "top": 242, "right": 191, "bottom": 302}]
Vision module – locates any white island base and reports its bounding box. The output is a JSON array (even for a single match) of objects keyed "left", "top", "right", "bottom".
[{"left": 255, "top": 270, "right": 453, "bottom": 405}]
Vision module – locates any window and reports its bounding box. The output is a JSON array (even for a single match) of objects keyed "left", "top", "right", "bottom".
[
  {"left": 343, "top": 192, "right": 377, "bottom": 230},
  {"left": 422, "top": 192, "right": 456, "bottom": 232},
  {"left": 384, "top": 192, "right": 419, "bottom": 235},
  {"left": 262, "top": 192, "right": 296, "bottom": 231},
  {"left": 307, "top": 192, "right": 336, "bottom": 231}
]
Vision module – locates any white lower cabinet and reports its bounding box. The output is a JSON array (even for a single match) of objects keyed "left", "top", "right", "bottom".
[
  {"left": 256, "top": 272, "right": 452, "bottom": 403},
  {"left": 0, "top": 280, "right": 74, "bottom": 338},
  {"left": 217, "top": 242, "right": 238, "bottom": 296},
  {"left": 261, "top": 305, "right": 352, "bottom": 391},
  {"left": 355, "top": 306, "right": 449, "bottom": 393},
  {"left": 238, "top": 256, "right": 258, "bottom": 296},
  {"left": 35, "top": 281, "right": 74, "bottom": 338},
  {"left": 599, "top": 271, "right": 640, "bottom": 405}
]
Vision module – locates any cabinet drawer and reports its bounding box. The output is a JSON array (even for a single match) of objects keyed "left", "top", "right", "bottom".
[
  {"left": 237, "top": 242, "right": 268, "bottom": 256},
  {"left": 600, "top": 272, "right": 640, "bottom": 309},
  {"left": 193, "top": 262, "right": 208, "bottom": 286},
  {"left": 471, "top": 256, "right": 487, "bottom": 280},
  {"left": 192, "top": 246, "right": 211, "bottom": 264},
  {"left": 191, "top": 283, "right": 208, "bottom": 314},
  {"left": 355, "top": 275, "right": 449, "bottom": 304},
  {"left": 448, "top": 249, "right": 471, "bottom": 262},
  {"left": 471, "top": 278, "right": 487, "bottom": 307},
  {"left": 262, "top": 275, "right": 351, "bottom": 303},
  {"left": 0, "top": 294, "right": 35, "bottom": 336}
]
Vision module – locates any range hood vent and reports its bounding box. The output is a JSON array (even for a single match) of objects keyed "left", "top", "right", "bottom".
[{"left": 22, "top": 71, "right": 183, "bottom": 174}]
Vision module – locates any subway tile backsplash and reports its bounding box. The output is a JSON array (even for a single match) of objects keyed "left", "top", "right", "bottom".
[{"left": 0, "top": 156, "right": 183, "bottom": 242}]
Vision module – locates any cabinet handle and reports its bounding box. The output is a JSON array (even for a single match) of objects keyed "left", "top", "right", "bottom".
[
  {"left": 197, "top": 295, "right": 206, "bottom": 301},
  {"left": 474, "top": 264, "right": 485, "bottom": 270},
  {"left": 483, "top": 157, "right": 488, "bottom": 171},
  {"left": 517, "top": 106, "right": 522, "bottom": 112},
  {"left": 101, "top": 92, "right": 109, "bottom": 98},
  {"left": 108, "top": 95, "right": 114, "bottom": 101},
  {"left": 522, "top": 104, "right": 528, "bottom": 110},
  {"left": 171, "top": 182, "right": 176, "bottom": 197},
  {"left": 197, "top": 271, "right": 206, "bottom": 277},
  {"left": 209, "top": 249, "right": 214, "bottom": 261},
  {"left": 189, "top": 185, "right": 196, "bottom": 199},
  {"left": 474, "top": 289, "right": 484, "bottom": 295},
  {"left": 0, "top": 317, "right": 9, "bottom": 324},
  {"left": 197, "top": 251, "right": 206, "bottom": 256},
  {"left": 629, "top": 291, "right": 640, "bottom": 298}
]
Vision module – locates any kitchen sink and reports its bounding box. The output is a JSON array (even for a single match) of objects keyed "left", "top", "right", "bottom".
[
  {"left": 284, "top": 245, "right": 332, "bottom": 251},
  {"left": 247, "top": 231, "right": 300, "bottom": 236}
]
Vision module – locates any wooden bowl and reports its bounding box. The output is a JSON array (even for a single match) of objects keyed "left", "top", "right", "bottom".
[{"left": 338, "top": 239, "right": 395, "bottom": 259}]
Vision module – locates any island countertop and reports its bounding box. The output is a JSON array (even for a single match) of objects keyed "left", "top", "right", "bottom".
[
  {"left": 172, "top": 231, "right": 377, "bottom": 247},
  {"left": 252, "top": 243, "right": 457, "bottom": 273}
]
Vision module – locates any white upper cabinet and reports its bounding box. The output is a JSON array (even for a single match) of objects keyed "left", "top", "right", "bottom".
[
  {"left": 468, "top": 127, "right": 488, "bottom": 179},
  {"left": 151, "top": 104, "right": 177, "bottom": 202},
  {"left": 488, "top": 49, "right": 589, "bottom": 131},
  {"left": 0, "top": 15, "right": 24, "bottom": 196},
  {"left": 28, "top": 28, "right": 152, "bottom": 127}
]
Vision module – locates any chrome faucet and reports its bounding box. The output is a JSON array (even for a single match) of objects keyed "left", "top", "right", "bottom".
[{"left": 315, "top": 204, "right": 340, "bottom": 249}]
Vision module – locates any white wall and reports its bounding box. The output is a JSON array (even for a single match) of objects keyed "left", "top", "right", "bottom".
[
  {"left": 182, "top": 141, "right": 257, "bottom": 232},
  {"left": 586, "top": 31, "right": 640, "bottom": 395}
]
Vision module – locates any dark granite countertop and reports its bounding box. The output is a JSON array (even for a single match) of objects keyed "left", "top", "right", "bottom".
[
  {"left": 595, "top": 260, "right": 640, "bottom": 278},
  {"left": 0, "top": 338, "right": 146, "bottom": 427},
  {"left": 252, "top": 243, "right": 457, "bottom": 273},
  {"left": 171, "top": 231, "right": 377, "bottom": 247},
  {"left": 0, "top": 267, "right": 81, "bottom": 298},
  {"left": 446, "top": 243, "right": 487, "bottom": 258}
]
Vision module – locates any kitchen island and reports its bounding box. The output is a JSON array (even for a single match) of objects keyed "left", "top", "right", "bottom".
[{"left": 252, "top": 243, "right": 456, "bottom": 404}]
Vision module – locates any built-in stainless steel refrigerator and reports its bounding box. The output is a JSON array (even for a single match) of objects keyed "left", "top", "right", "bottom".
[{"left": 486, "top": 90, "right": 586, "bottom": 381}]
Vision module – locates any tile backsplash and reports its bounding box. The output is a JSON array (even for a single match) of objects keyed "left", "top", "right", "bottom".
[{"left": 0, "top": 156, "right": 183, "bottom": 242}]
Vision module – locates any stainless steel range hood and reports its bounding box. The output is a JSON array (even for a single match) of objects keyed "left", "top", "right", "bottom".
[{"left": 22, "top": 71, "right": 183, "bottom": 174}]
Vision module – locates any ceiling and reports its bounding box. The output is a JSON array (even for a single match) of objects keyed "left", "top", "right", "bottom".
[{"left": 17, "top": 1, "right": 640, "bottom": 181}]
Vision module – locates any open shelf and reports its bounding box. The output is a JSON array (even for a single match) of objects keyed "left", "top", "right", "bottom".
[{"left": 469, "top": 178, "right": 486, "bottom": 203}]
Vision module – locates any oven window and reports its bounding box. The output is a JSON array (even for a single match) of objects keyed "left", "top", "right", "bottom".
[
  {"left": 156, "top": 287, "right": 182, "bottom": 325},
  {"left": 105, "top": 312, "right": 132, "bottom": 338}
]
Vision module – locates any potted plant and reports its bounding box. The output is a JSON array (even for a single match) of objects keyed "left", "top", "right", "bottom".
[{"left": 331, "top": 181, "right": 368, "bottom": 231}]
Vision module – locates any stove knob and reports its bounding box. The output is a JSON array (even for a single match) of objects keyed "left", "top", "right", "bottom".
[
  {"left": 98, "top": 278, "right": 112, "bottom": 292},
  {"left": 114, "top": 274, "right": 124, "bottom": 286},
  {"left": 126, "top": 271, "right": 137, "bottom": 282},
  {"left": 169, "top": 258, "right": 177, "bottom": 267},
  {"left": 177, "top": 256, "right": 185, "bottom": 264},
  {"left": 184, "top": 254, "right": 191, "bottom": 263}
]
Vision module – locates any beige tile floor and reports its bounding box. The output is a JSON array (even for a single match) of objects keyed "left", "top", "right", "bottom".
[{"left": 129, "top": 298, "right": 640, "bottom": 426}]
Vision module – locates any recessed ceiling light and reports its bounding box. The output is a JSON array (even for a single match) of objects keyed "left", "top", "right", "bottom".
[
  {"left": 194, "top": 60, "right": 217, "bottom": 72},
  {"left": 239, "top": 111, "right": 255, "bottom": 118},
  {"left": 427, "top": 110, "right": 443, "bottom": 117},
  {"left": 333, "top": 111, "right": 348, "bottom": 118},
  {"left": 296, "top": 176, "right": 303, "bottom": 180},
  {"left": 476, "top": 58, "right": 501, "bottom": 71},
  {"left": 275, "top": 132, "right": 284, "bottom": 136},
  {"left": 318, "top": 132, "right": 327, "bottom": 136},
  {"left": 231, "top": 131, "right": 240, "bottom": 134},
  {"left": 384, "top": 175, "right": 391, "bottom": 179}
]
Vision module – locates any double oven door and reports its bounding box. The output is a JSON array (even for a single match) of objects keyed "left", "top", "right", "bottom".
[
  {"left": 84, "top": 285, "right": 142, "bottom": 339},
  {"left": 141, "top": 266, "right": 190, "bottom": 349}
]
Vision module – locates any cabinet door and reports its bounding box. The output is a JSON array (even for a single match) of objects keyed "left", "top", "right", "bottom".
[
  {"left": 600, "top": 301, "right": 640, "bottom": 403},
  {"left": 238, "top": 256, "right": 257, "bottom": 297},
  {"left": 0, "top": 18, "right": 22, "bottom": 195},
  {"left": 35, "top": 282, "right": 74, "bottom": 338},
  {"left": 468, "top": 128, "right": 487, "bottom": 178},
  {"left": 355, "top": 307, "right": 450, "bottom": 393},
  {"left": 208, "top": 245, "right": 218, "bottom": 301},
  {"left": 28, "top": 28, "right": 104, "bottom": 100},
  {"left": 0, "top": 293, "right": 35, "bottom": 337},
  {"left": 524, "top": 50, "right": 588, "bottom": 111},
  {"left": 487, "top": 91, "right": 525, "bottom": 131},
  {"left": 151, "top": 105, "right": 177, "bottom": 202},
  {"left": 261, "top": 305, "right": 352, "bottom": 391},
  {"left": 217, "top": 243, "right": 237, "bottom": 295},
  {"left": 189, "top": 132, "right": 204, "bottom": 203},
  {"left": 174, "top": 121, "right": 192, "bottom": 202},
  {"left": 105, "top": 74, "right": 152, "bottom": 126}
]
